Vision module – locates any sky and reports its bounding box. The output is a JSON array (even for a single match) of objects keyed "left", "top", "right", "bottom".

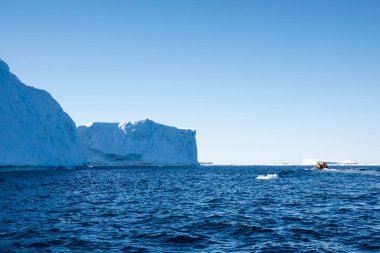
[{"left": 1, "top": 0, "right": 379, "bottom": 164}]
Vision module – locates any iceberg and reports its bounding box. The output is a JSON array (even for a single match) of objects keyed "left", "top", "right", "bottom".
[
  {"left": 302, "top": 159, "right": 358, "bottom": 166},
  {"left": 302, "top": 159, "right": 321, "bottom": 165},
  {"left": 0, "top": 58, "right": 198, "bottom": 167},
  {"left": 77, "top": 119, "right": 198, "bottom": 166},
  {"left": 0, "top": 59, "right": 85, "bottom": 166}
]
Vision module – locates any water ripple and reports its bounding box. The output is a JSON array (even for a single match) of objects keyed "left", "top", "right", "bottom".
[{"left": 0, "top": 166, "right": 379, "bottom": 252}]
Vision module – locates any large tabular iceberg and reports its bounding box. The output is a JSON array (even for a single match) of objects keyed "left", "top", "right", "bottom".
[
  {"left": 77, "top": 119, "right": 198, "bottom": 166},
  {"left": 0, "top": 59, "right": 85, "bottom": 166}
]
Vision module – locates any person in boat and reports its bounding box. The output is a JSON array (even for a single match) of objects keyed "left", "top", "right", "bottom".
[{"left": 316, "top": 162, "right": 328, "bottom": 169}]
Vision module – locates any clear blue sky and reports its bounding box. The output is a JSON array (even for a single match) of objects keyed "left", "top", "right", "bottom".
[{"left": 1, "top": 0, "right": 379, "bottom": 164}]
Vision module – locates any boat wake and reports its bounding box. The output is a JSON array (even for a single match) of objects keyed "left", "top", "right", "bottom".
[
  {"left": 323, "top": 168, "right": 380, "bottom": 176},
  {"left": 256, "top": 174, "right": 279, "bottom": 180}
]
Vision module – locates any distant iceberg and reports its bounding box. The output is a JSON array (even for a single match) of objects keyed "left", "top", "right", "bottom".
[
  {"left": 0, "top": 59, "right": 85, "bottom": 166},
  {"left": 77, "top": 119, "right": 198, "bottom": 166},
  {"left": 302, "top": 159, "right": 358, "bottom": 165}
]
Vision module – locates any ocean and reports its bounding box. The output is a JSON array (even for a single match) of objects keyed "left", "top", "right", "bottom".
[{"left": 1, "top": 166, "right": 379, "bottom": 252}]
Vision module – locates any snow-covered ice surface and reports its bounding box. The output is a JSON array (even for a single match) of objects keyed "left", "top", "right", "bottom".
[
  {"left": 77, "top": 119, "right": 198, "bottom": 166},
  {"left": 0, "top": 59, "right": 85, "bottom": 166}
]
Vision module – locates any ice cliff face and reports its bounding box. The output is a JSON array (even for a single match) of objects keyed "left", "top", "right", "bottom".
[
  {"left": 0, "top": 59, "right": 85, "bottom": 166},
  {"left": 77, "top": 119, "right": 198, "bottom": 165}
]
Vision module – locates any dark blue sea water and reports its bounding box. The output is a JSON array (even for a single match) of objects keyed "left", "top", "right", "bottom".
[{"left": 1, "top": 166, "right": 379, "bottom": 252}]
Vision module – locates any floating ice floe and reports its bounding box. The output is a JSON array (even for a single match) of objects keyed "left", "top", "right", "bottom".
[{"left": 256, "top": 174, "right": 279, "bottom": 180}]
